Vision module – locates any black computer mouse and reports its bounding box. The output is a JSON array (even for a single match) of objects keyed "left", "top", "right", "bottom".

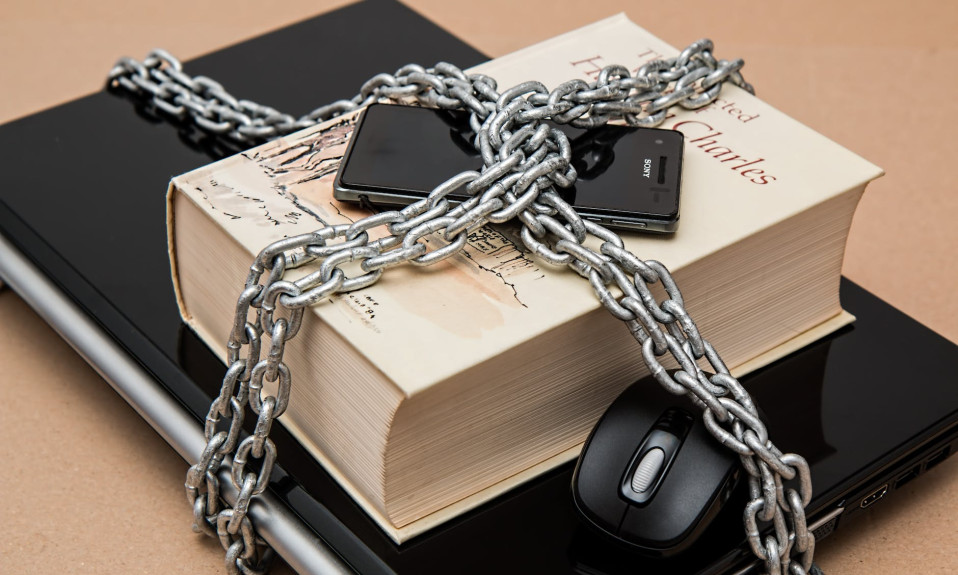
[{"left": 572, "top": 375, "right": 742, "bottom": 557}]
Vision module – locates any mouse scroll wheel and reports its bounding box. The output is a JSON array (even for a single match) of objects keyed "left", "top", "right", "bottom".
[{"left": 630, "top": 448, "right": 666, "bottom": 493}]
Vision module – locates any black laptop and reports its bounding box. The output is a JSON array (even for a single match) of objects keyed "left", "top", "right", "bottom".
[{"left": 1, "top": 1, "right": 955, "bottom": 573}]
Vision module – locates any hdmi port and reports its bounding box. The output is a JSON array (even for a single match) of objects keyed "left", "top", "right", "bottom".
[{"left": 860, "top": 484, "right": 889, "bottom": 509}]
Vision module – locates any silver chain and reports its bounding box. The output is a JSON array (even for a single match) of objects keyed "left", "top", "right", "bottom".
[{"left": 109, "top": 42, "right": 816, "bottom": 575}]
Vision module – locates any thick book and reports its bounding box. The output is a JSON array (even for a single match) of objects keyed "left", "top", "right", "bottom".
[{"left": 167, "top": 15, "right": 882, "bottom": 541}]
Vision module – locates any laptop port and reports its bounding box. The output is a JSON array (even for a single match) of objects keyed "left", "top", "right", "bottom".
[
  {"left": 811, "top": 515, "right": 840, "bottom": 541},
  {"left": 894, "top": 465, "right": 920, "bottom": 489},
  {"left": 925, "top": 446, "right": 951, "bottom": 470},
  {"left": 860, "top": 484, "right": 888, "bottom": 509}
]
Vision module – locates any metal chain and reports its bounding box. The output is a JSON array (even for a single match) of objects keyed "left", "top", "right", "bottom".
[{"left": 109, "top": 42, "right": 815, "bottom": 575}]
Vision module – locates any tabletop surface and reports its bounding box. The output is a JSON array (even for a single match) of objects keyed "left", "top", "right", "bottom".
[{"left": 1, "top": 1, "right": 956, "bottom": 573}]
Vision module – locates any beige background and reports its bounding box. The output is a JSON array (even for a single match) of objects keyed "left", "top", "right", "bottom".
[{"left": 1, "top": 1, "right": 956, "bottom": 573}]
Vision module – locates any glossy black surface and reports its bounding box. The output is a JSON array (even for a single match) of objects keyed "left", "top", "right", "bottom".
[
  {"left": 2, "top": 2, "right": 958, "bottom": 574},
  {"left": 335, "top": 103, "right": 683, "bottom": 228}
]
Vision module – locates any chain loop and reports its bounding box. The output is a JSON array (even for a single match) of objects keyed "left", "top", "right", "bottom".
[{"left": 109, "top": 42, "right": 816, "bottom": 575}]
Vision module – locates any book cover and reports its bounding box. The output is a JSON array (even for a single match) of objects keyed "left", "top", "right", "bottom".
[{"left": 168, "top": 14, "right": 882, "bottom": 540}]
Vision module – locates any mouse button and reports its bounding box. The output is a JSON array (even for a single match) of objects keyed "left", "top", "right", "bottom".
[
  {"left": 617, "top": 420, "right": 742, "bottom": 554},
  {"left": 672, "top": 419, "right": 740, "bottom": 499},
  {"left": 618, "top": 429, "right": 682, "bottom": 506},
  {"left": 618, "top": 495, "right": 696, "bottom": 553},
  {"left": 618, "top": 450, "right": 728, "bottom": 554},
  {"left": 571, "top": 479, "right": 628, "bottom": 535},
  {"left": 579, "top": 385, "right": 665, "bottom": 480},
  {"left": 628, "top": 422, "right": 739, "bottom": 551},
  {"left": 572, "top": 439, "right": 629, "bottom": 534},
  {"left": 572, "top": 405, "right": 646, "bottom": 534}
]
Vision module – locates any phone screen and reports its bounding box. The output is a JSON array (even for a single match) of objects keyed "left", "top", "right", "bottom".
[{"left": 334, "top": 104, "right": 683, "bottom": 232}]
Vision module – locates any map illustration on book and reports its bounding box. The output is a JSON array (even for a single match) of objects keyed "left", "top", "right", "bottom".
[{"left": 193, "top": 113, "right": 545, "bottom": 316}]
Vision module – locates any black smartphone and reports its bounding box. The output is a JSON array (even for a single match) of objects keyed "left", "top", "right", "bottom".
[{"left": 333, "top": 103, "right": 684, "bottom": 233}]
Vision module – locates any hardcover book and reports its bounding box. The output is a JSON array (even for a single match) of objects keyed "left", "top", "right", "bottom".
[{"left": 167, "top": 14, "right": 883, "bottom": 541}]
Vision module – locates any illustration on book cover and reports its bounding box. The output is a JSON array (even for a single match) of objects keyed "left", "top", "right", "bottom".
[{"left": 191, "top": 113, "right": 547, "bottom": 334}]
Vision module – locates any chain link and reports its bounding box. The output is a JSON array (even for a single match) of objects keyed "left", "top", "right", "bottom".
[{"left": 109, "top": 41, "right": 816, "bottom": 575}]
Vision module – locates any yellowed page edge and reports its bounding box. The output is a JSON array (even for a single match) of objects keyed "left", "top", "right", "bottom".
[
  {"left": 166, "top": 181, "right": 191, "bottom": 323},
  {"left": 289, "top": 309, "right": 856, "bottom": 543},
  {"left": 731, "top": 310, "right": 855, "bottom": 377}
]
